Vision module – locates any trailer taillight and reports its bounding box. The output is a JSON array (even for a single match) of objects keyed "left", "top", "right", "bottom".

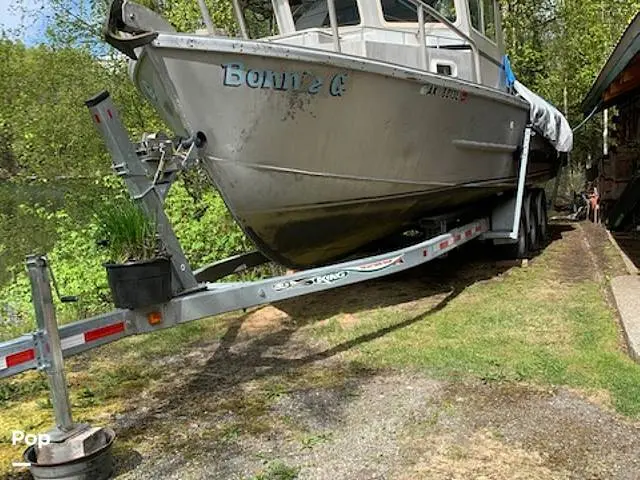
[{"left": 148, "top": 312, "right": 162, "bottom": 325}]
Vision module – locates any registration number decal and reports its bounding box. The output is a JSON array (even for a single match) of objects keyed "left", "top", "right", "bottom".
[{"left": 420, "top": 83, "right": 468, "bottom": 103}]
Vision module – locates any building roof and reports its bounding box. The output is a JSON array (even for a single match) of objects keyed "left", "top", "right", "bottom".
[{"left": 581, "top": 13, "right": 640, "bottom": 115}]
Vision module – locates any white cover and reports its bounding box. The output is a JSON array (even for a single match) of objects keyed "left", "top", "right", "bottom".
[{"left": 514, "top": 81, "right": 573, "bottom": 153}]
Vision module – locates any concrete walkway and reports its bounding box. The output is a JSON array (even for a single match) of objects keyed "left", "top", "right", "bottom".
[{"left": 611, "top": 275, "right": 640, "bottom": 361}]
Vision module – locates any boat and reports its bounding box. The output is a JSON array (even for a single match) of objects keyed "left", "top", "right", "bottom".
[{"left": 103, "top": 0, "right": 572, "bottom": 268}]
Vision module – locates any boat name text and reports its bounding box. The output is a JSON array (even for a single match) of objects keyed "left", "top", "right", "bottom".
[
  {"left": 222, "top": 63, "right": 347, "bottom": 96},
  {"left": 419, "top": 83, "right": 468, "bottom": 103}
]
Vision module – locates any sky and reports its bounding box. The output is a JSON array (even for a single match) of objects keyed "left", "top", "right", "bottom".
[{"left": 0, "top": 0, "right": 50, "bottom": 44}]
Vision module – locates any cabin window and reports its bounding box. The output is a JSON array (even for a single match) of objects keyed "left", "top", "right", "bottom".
[
  {"left": 436, "top": 64, "right": 453, "bottom": 75},
  {"left": 291, "top": 0, "right": 361, "bottom": 30},
  {"left": 381, "top": 0, "right": 456, "bottom": 23},
  {"left": 468, "top": 0, "right": 496, "bottom": 41}
]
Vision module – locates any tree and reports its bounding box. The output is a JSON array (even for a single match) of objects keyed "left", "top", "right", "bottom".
[
  {"left": 0, "top": 37, "right": 164, "bottom": 182},
  {"left": 501, "top": 0, "right": 640, "bottom": 169}
]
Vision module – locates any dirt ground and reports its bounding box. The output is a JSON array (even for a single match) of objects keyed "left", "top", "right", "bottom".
[
  {"left": 119, "top": 373, "right": 640, "bottom": 480},
  {"left": 5, "top": 222, "right": 639, "bottom": 480}
]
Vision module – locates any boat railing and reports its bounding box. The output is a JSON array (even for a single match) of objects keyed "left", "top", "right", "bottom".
[
  {"left": 269, "top": 26, "right": 465, "bottom": 50},
  {"left": 315, "top": 0, "right": 482, "bottom": 82},
  {"left": 194, "top": 0, "right": 481, "bottom": 82},
  {"left": 407, "top": 0, "right": 482, "bottom": 83},
  {"left": 313, "top": 0, "right": 482, "bottom": 83}
]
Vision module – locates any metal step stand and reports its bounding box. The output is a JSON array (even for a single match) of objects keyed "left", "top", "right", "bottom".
[
  {"left": 22, "top": 255, "right": 115, "bottom": 480},
  {"left": 481, "top": 125, "right": 533, "bottom": 244}
]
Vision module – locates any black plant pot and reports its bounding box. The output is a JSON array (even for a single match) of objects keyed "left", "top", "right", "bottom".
[{"left": 105, "top": 257, "right": 171, "bottom": 309}]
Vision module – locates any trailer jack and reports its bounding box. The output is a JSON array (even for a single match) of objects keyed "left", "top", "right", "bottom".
[{"left": 20, "top": 256, "right": 115, "bottom": 480}]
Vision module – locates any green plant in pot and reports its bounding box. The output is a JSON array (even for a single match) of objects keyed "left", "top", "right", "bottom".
[{"left": 95, "top": 199, "right": 172, "bottom": 310}]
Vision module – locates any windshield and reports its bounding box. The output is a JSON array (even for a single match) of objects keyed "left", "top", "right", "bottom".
[
  {"left": 291, "top": 0, "right": 361, "bottom": 30},
  {"left": 381, "top": 0, "right": 456, "bottom": 23}
]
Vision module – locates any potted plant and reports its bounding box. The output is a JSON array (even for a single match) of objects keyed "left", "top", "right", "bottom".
[{"left": 95, "top": 199, "right": 172, "bottom": 309}]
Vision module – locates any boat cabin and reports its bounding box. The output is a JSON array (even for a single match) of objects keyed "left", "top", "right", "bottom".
[{"left": 261, "top": 0, "right": 506, "bottom": 88}]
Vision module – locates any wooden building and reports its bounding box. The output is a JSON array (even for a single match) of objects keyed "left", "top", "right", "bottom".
[
  {"left": 582, "top": 13, "right": 640, "bottom": 268},
  {"left": 582, "top": 13, "right": 640, "bottom": 232}
]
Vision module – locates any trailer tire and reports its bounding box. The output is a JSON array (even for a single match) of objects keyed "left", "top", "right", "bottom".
[
  {"left": 525, "top": 193, "right": 540, "bottom": 251},
  {"left": 504, "top": 213, "right": 529, "bottom": 259},
  {"left": 536, "top": 190, "right": 549, "bottom": 243}
]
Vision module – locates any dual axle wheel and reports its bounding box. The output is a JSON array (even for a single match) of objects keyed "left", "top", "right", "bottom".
[{"left": 505, "top": 188, "right": 549, "bottom": 260}]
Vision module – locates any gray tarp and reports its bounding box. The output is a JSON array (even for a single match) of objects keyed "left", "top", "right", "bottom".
[{"left": 514, "top": 80, "right": 573, "bottom": 153}]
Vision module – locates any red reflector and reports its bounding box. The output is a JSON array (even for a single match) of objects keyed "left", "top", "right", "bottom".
[
  {"left": 475, "top": 225, "right": 482, "bottom": 232},
  {"left": 94, "top": 114, "right": 101, "bottom": 124},
  {"left": 439, "top": 241, "right": 449, "bottom": 250},
  {"left": 466, "top": 230, "right": 472, "bottom": 237},
  {"left": 455, "top": 234, "right": 461, "bottom": 241},
  {"left": 107, "top": 109, "right": 113, "bottom": 119},
  {"left": 84, "top": 322, "right": 125, "bottom": 342},
  {"left": 6, "top": 349, "right": 35, "bottom": 368},
  {"left": 423, "top": 250, "right": 428, "bottom": 257}
]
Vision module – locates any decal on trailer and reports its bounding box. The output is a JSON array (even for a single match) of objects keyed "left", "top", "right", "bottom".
[
  {"left": 346, "top": 255, "right": 405, "bottom": 273},
  {"left": 273, "top": 271, "right": 349, "bottom": 292},
  {"left": 272, "top": 255, "right": 405, "bottom": 292},
  {"left": 222, "top": 63, "right": 348, "bottom": 96}
]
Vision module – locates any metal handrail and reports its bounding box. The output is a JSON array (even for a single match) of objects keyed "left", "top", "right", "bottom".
[
  {"left": 232, "top": 0, "right": 250, "bottom": 38},
  {"left": 316, "top": 0, "right": 482, "bottom": 82},
  {"left": 326, "top": 0, "right": 342, "bottom": 52},
  {"left": 405, "top": 0, "right": 482, "bottom": 83},
  {"left": 194, "top": 0, "right": 480, "bottom": 82},
  {"left": 196, "top": 0, "right": 215, "bottom": 34},
  {"left": 269, "top": 24, "right": 461, "bottom": 45},
  {"left": 417, "top": 6, "right": 427, "bottom": 70},
  {"left": 196, "top": 0, "right": 248, "bottom": 38}
]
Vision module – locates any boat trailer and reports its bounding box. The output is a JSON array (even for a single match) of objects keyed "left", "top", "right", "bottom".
[{"left": 0, "top": 91, "right": 542, "bottom": 478}]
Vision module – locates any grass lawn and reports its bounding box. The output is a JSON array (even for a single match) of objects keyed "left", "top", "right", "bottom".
[{"left": 310, "top": 228, "right": 640, "bottom": 415}]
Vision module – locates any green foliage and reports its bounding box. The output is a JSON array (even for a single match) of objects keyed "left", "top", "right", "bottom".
[
  {"left": 0, "top": 39, "right": 158, "bottom": 182},
  {"left": 162, "top": 0, "right": 238, "bottom": 34},
  {"left": 0, "top": 374, "right": 49, "bottom": 407},
  {"left": 95, "top": 199, "right": 161, "bottom": 263},
  {"left": 0, "top": 178, "right": 253, "bottom": 337},
  {"left": 501, "top": 0, "right": 640, "bottom": 167},
  {"left": 250, "top": 460, "right": 300, "bottom": 480},
  {"left": 165, "top": 179, "right": 251, "bottom": 269}
]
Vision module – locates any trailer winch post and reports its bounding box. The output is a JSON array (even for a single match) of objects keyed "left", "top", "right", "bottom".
[
  {"left": 23, "top": 255, "right": 115, "bottom": 478},
  {"left": 84, "top": 90, "right": 198, "bottom": 295}
]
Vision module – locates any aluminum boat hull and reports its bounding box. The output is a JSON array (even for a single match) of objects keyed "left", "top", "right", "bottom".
[{"left": 131, "top": 35, "right": 557, "bottom": 267}]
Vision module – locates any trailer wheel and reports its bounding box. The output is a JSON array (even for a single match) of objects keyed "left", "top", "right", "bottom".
[
  {"left": 536, "top": 190, "right": 549, "bottom": 243},
  {"left": 525, "top": 193, "right": 540, "bottom": 251},
  {"left": 504, "top": 213, "right": 529, "bottom": 259}
]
